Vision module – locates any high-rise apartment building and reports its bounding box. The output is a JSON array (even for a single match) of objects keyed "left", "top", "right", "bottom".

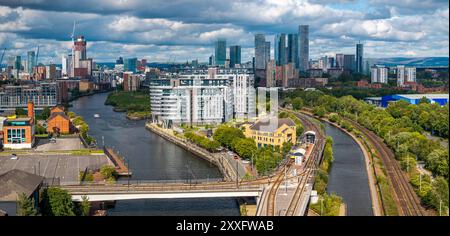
[
  {"left": 299, "top": 25, "right": 309, "bottom": 72},
  {"left": 229, "top": 45, "right": 241, "bottom": 68},
  {"left": 371, "top": 66, "right": 388, "bottom": 84},
  {"left": 215, "top": 39, "right": 226, "bottom": 66},
  {"left": 396, "top": 66, "right": 416, "bottom": 86},
  {"left": 356, "top": 43, "right": 364, "bottom": 73},
  {"left": 397, "top": 65, "right": 405, "bottom": 86},
  {"left": 61, "top": 55, "right": 69, "bottom": 77},
  {"left": 405, "top": 67, "right": 416, "bottom": 83},
  {"left": 265, "top": 60, "right": 276, "bottom": 88}
]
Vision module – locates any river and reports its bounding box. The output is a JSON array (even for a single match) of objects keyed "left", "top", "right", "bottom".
[
  {"left": 70, "top": 92, "right": 240, "bottom": 215},
  {"left": 323, "top": 122, "right": 373, "bottom": 216}
]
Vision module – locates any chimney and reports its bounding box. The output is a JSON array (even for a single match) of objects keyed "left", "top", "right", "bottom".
[{"left": 27, "top": 101, "right": 34, "bottom": 120}]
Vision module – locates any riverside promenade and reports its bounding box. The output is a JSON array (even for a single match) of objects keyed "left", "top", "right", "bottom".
[{"left": 145, "top": 123, "right": 246, "bottom": 182}]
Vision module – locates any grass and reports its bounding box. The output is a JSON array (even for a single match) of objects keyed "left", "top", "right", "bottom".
[{"left": 70, "top": 149, "right": 105, "bottom": 155}]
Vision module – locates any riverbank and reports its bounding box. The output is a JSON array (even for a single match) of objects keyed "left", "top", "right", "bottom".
[
  {"left": 105, "top": 91, "right": 151, "bottom": 120},
  {"left": 145, "top": 123, "right": 237, "bottom": 181},
  {"left": 299, "top": 109, "right": 382, "bottom": 216}
]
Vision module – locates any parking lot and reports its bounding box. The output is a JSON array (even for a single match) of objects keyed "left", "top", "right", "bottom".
[
  {"left": 0, "top": 154, "right": 111, "bottom": 185},
  {"left": 35, "top": 137, "right": 84, "bottom": 151}
]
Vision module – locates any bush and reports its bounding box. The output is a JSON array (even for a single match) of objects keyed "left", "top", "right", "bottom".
[{"left": 100, "top": 165, "right": 118, "bottom": 180}]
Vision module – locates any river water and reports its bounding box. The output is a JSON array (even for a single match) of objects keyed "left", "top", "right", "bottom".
[
  {"left": 70, "top": 93, "right": 371, "bottom": 216},
  {"left": 323, "top": 122, "right": 373, "bottom": 216},
  {"left": 70, "top": 92, "right": 239, "bottom": 215}
]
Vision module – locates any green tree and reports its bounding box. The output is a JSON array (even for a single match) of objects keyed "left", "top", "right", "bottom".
[
  {"left": 42, "top": 187, "right": 76, "bottom": 216},
  {"left": 400, "top": 155, "right": 417, "bottom": 173},
  {"left": 292, "top": 97, "right": 304, "bottom": 110},
  {"left": 79, "top": 196, "right": 90, "bottom": 216},
  {"left": 232, "top": 138, "right": 257, "bottom": 160},
  {"left": 15, "top": 108, "right": 27, "bottom": 117},
  {"left": 313, "top": 106, "right": 326, "bottom": 117},
  {"left": 39, "top": 107, "right": 51, "bottom": 120},
  {"left": 213, "top": 125, "right": 245, "bottom": 149},
  {"left": 418, "top": 96, "right": 430, "bottom": 104},
  {"left": 17, "top": 193, "right": 37, "bottom": 216}
]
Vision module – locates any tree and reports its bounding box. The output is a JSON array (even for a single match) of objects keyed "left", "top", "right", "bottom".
[
  {"left": 313, "top": 106, "right": 326, "bottom": 117},
  {"left": 79, "top": 196, "right": 90, "bottom": 216},
  {"left": 213, "top": 125, "right": 244, "bottom": 149},
  {"left": 42, "top": 187, "right": 76, "bottom": 216},
  {"left": 17, "top": 193, "right": 37, "bottom": 216},
  {"left": 40, "top": 107, "right": 51, "bottom": 120},
  {"left": 292, "top": 97, "right": 304, "bottom": 110},
  {"left": 281, "top": 142, "right": 293, "bottom": 158},
  {"left": 419, "top": 96, "right": 430, "bottom": 104},
  {"left": 232, "top": 138, "right": 257, "bottom": 160},
  {"left": 67, "top": 111, "right": 76, "bottom": 119},
  {"left": 15, "top": 108, "right": 27, "bottom": 117}
]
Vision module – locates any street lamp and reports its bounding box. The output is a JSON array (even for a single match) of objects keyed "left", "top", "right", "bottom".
[{"left": 234, "top": 155, "right": 239, "bottom": 189}]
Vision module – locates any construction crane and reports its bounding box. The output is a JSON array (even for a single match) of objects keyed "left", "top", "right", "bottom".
[
  {"left": 0, "top": 48, "right": 6, "bottom": 70},
  {"left": 71, "top": 20, "right": 76, "bottom": 41}
]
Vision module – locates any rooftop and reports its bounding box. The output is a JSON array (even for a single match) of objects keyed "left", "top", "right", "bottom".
[
  {"left": 0, "top": 169, "right": 44, "bottom": 201},
  {"left": 250, "top": 118, "right": 295, "bottom": 132},
  {"left": 395, "top": 94, "right": 449, "bottom": 99}
]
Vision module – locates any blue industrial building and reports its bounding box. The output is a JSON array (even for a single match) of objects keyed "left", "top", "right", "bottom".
[{"left": 380, "top": 94, "right": 449, "bottom": 107}]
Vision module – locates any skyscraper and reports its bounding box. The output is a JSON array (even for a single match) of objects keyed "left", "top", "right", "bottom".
[
  {"left": 265, "top": 41, "right": 271, "bottom": 62},
  {"left": 229, "top": 45, "right": 241, "bottom": 68},
  {"left": 356, "top": 43, "right": 364, "bottom": 73},
  {"left": 214, "top": 39, "right": 226, "bottom": 66},
  {"left": 255, "top": 34, "right": 266, "bottom": 70},
  {"left": 61, "top": 55, "right": 68, "bottom": 76},
  {"left": 27, "top": 51, "right": 35, "bottom": 74},
  {"left": 336, "top": 54, "right": 344, "bottom": 69},
  {"left": 275, "top": 33, "right": 287, "bottom": 66},
  {"left": 287, "top": 33, "right": 299, "bottom": 68},
  {"left": 299, "top": 25, "right": 309, "bottom": 72},
  {"left": 124, "top": 58, "right": 137, "bottom": 73},
  {"left": 343, "top": 54, "right": 355, "bottom": 71}
]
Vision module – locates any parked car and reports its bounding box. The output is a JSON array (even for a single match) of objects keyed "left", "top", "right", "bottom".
[
  {"left": 49, "top": 138, "right": 56, "bottom": 143},
  {"left": 10, "top": 154, "right": 17, "bottom": 160}
]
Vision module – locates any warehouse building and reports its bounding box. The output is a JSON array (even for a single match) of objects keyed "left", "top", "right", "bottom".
[{"left": 380, "top": 94, "right": 449, "bottom": 107}]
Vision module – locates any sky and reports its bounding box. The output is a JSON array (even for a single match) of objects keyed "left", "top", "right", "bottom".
[{"left": 0, "top": 0, "right": 448, "bottom": 63}]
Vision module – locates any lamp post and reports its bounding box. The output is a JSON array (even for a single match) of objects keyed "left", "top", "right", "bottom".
[{"left": 234, "top": 155, "right": 239, "bottom": 189}]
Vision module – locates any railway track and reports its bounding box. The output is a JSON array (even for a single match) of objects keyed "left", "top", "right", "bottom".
[
  {"left": 345, "top": 118, "right": 425, "bottom": 216},
  {"left": 283, "top": 110, "right": 325, "bottom": 216},
  {"left": 266, "top": 165, "right": 290, "bottom": 216}
]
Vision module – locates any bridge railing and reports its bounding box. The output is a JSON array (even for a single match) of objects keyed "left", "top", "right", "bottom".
[
  {"left": 61, "top": 177, "right": 228, "bottom": 186},
  {"left": 63, "top": 183, "right": 263, "bottom": 193}
]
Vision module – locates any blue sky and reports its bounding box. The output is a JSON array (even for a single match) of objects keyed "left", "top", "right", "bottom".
[{"left": 0, "top": 0, "right": 448, "bottom": 63}]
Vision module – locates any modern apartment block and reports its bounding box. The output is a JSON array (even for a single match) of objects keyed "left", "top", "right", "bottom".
[
  {"left": 0, "top": 83, "right": 58, "bottom": 111},
  {"left": 149, "top": 68, "right": 255, "bottom": 127},
  {"left": 397, "top": 65, "right": 417, "bottom": 86},
  {"left": 371, "top": 66, "right": 388, "bottom": 84}
]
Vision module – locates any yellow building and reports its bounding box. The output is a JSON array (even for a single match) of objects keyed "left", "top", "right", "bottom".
[{"left": 243, "top": 118, "right": 296, "bottom": 149}]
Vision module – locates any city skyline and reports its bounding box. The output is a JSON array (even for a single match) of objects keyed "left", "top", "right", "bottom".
[{"left": 0, "top": 0, "right": 448, "bottom": 63}]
